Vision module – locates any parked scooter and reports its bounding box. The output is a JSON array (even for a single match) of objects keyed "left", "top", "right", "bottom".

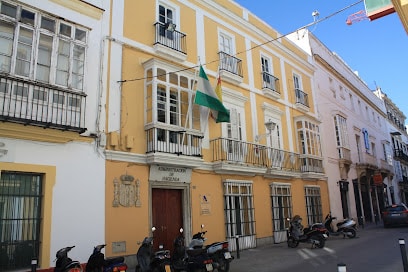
[
  {"left": 172, "top": 228, "right": 214, "bottom": 272},
  {"left": 320, "top": 212, "right": 357, "bottom": 238},
  {"left": 286, "top": 216, "right": 326, "bottom": 249},
  {"left": 85, "top": 244, "right": 128, "bottom": 272},
  {"left": 135, "top": 227, "right": 171, "bottom": 272},
  {"left": 189, "top": 225, "right": 233, "bottom": 272},
  {"left": 54, "top": 246, "right": 82, "bottom": 272}
]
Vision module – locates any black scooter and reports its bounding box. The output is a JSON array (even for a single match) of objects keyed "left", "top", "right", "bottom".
[
  {"left": 172, "top": 228, "right": 214, "bottom": 272},
  {"left": 189, "top": 225, "right": 233, "bottom": 272},
  {"left": 85, "top": 244, "right": 128, "bottom": 272},
  {"left": 54, "top": 246, "right": 82, "bottom": 272},
  {"left": 135, "top": 227, "right": 171, "bottom": 272},
  {"left": 286, "top": 216, "right": 326, "bottom": 249}
]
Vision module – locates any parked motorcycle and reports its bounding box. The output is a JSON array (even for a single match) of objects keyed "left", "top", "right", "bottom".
[
  {"left": 172, "top": 228, "right": 214, "bottom": 272},
  {"left": 320, "top": 212, "right": 357, "bottom": 238},
  {"left": 286, "top": 216, "right": 326, "bottom": 249},
  {"left": 308, "top": 222, "right": 329, "bottom": 239},
  {"left": 135, "top": 227, "right": 171, "bottom": 272},
  {"left": 189, "top": 225, "right": 233, "bottom": 272},
  {"left": 54, "top": 246, "right": 82, "bottom": 272},
  {"left": 85, "top": 244, "right": 128, "bottom": 272}
]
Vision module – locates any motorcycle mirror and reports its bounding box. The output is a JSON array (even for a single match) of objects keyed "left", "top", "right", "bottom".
[
  {"left": 201, "top": 224, "right": 204, "bottom": 229},
  {"left": 179, "top": 228, "right": 184, "bottom": 233},
  {"left": 152, "top": 226, "right": 156, "bottom": 232},
  {"left": 159, "top": 244, "right": 163, "bottom": 249}
]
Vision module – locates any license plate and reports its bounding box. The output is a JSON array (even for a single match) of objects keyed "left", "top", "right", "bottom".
[
  {"left": 323, "top": 234, "right": 328, "bottom": 238},
  {"left": 165, "top": 264, "right": 171, "bottom": 272},
  {"left": 224, "top": 252, "right": 232, "bottom": 259},
  {"left": 206, "top": 263, "right": 213, "bottom": 271}
]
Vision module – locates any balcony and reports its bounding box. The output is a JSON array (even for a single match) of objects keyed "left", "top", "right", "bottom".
[
  {"left": 218, "top": 52, "right": 243, "bottom": 84},
  {"left": 299, "top": 155, "right": 324, "bottom": 173},
  {"left": 0, "top": 73, "right": 86, "bottom": 133},
  {"left": 294, "top": 88, "right": 309, "bottom": 112},
  {"left": 394, "top": 149, "right": 408, "bottom": 163},
  {"left": 210, "top": 138, "right": 324, "bottom": 177},
  {"left": 380, "top": 159, "right": 393, "bottom": 173},
  {"left": 145, "top": 124, "right": 204, "bottom": 168},
  {"left": 356, "top": 151, "right": 378, "bottom": 169},
  {"left": 262, "top": 72, "right": 280, "bottom": 100},
  {"left": 154, "top": 22, "right": 187, "bottom": 61}
]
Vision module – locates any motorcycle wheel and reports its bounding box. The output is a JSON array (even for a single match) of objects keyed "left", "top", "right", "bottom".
[
  {"left": 311, "top": 235, "right": 325, "bottom": 248},
  {"left": 287, "top": 237, "right": 299, "bottom": 248},
  {"left": 216, "top": 256, "right": 230, "bottom": 272},
  {"left": 346, "top": 228, "right": 356, "bottom": 238}
]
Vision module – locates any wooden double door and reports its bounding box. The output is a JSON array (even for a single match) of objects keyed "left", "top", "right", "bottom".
[{"left": 152, "top": 188, "right": 183, "bottom": 253}]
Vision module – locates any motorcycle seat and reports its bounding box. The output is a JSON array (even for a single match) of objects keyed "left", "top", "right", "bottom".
[{"left": 186, "top": 248, "right": 206, "bottom": 256}]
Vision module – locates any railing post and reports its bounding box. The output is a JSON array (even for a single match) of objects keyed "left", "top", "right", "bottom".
[
  {"left": 235, "top": 235, "right": 240, "bottom": 259},
  {"left": 31, "top": 258, "right": 38, "bottom": 272},
  {"left": 337, "top": 263, "right": 346, "bottom": 272},
  {"left": 399, "top": 239, "right": 408, "bottom": 272}
]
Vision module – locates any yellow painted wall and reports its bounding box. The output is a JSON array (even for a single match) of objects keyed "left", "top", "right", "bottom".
[
  {"left": 105, "top": 161, "right": 150, "bottom": 256},
  {"left": 0, "top": 162, "right": 56, "bottom": 269}
]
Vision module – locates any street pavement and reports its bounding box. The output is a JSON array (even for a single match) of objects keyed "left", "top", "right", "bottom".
[
  {"left": 228, "top": 223, "right": 386, "bottom": 272},
  {"left": 125, "top": 223, "right": 389, "bottom": 271}
]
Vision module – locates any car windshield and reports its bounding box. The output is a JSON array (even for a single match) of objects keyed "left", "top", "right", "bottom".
[{"left": 386, "top": 206, "right": 406, "bottom": 212}]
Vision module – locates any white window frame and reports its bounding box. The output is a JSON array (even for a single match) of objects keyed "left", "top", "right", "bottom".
[{"left": 0, "top": 0, "right": 88, "bottom": 91}]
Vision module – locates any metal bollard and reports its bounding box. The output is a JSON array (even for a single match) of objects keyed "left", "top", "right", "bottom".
[
  {"left": 235, "top": 235, "right": 240, "bottom": 259},
  {"left": 31, "top": 258, "right": 38, "bottom": 272},
  {"left": 337, "top": 263, "right": 346, "bottom": 272},
  {"left": 399, "top": 239, "right": 408, "bottom": 272}
]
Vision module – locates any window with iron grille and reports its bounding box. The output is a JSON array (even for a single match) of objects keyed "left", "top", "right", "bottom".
[
  {"left": 0, "top": 0, "right": 88, "bottom": 90},
  {"left": 0, "top": 171, "right": 42, "bottom": 270},
  {"left": 271, "top": 183, "right": 292, "bottom": 231},
  {"left": 224, "top": 180, "right": 255, "bottom": 239},
  {"left": 304, "top": 186, "right": 322, "bottom": 225}
]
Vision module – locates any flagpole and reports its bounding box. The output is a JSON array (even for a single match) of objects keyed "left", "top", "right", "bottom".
[{"left": 181, "top": 59, "right": 200, "bottom": 147}]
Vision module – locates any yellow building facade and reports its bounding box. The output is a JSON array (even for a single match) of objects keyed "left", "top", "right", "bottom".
[{"left": 104, "top": 0, "right": 329, "bottom": 258}]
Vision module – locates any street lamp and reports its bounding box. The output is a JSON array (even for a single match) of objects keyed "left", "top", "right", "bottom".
[{"left": 255, "top": 119, "right": 276, "bottom": 142}]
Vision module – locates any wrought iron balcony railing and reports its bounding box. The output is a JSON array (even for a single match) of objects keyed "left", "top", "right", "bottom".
[
  {"left": 394, "top": 149, "right": 408, "bottom": 163},
  {"left": 146, "top": 125, "right": 203, "bottom": 157},
  {"left": 262, "top": 72, "right": 280, "bottom": 93},
  {"left": 295, "top": 88, "right": 309, "bottom": 108},
  {"left": 0, "top": 73, "right": 86, "bottom": 133},
  {"left": 210, "top": 138, "right": 324, "bottom": 173},
  {"left": 218, "top": 51, "right": 243, "bottom": 77},
  {"left": 299, "top": 155, "right": 324, "bottom": 173},
  {"left": 154, "top": 22, "right": 187, "bottom": 54}
]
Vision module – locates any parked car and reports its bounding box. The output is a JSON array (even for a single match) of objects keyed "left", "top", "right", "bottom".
[{"left": 382, "top": 203, "right": 408, "bottom": 228}]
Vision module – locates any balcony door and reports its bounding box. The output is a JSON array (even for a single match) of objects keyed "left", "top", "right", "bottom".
[{"left": 226, "top": 108, "right": 244, "bottom": 162}]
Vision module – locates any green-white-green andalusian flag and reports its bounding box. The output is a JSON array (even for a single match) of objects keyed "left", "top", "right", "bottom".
[{"left": 194, "top": 66, "right": 230, "bottom": 123}]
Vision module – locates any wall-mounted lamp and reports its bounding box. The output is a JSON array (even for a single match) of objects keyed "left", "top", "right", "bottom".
[
  {"left": 165, "top": 22, "right": 176, "bottom": 32},
  {"left": 255, "top": 119, "right": 276, "bottom": 142}
]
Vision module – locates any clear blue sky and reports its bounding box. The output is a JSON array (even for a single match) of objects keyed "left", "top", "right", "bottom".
[{"left": 234, "top": 0, "right": 408, "bottom": 121}]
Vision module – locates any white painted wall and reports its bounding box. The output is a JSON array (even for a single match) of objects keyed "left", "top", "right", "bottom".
[
  {"left": 289, "top": 31, "right": 390, "bottom": 221},
  {"left": 0, "top": 137, "right": 105, "bottom": 264},
  {"left": 1, "top": 0, "right": 111, "bottom": 265}
]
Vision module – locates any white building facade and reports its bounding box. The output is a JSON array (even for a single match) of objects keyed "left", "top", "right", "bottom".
[
  {"left": 0, "top": 0, "right": 109, "bottom": 269},
  {"left": 374, "top": 88, "right": 408, "bottom": 205},
  {"left": 289, "top": 31, "right": 394, "bottom": 225}
]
